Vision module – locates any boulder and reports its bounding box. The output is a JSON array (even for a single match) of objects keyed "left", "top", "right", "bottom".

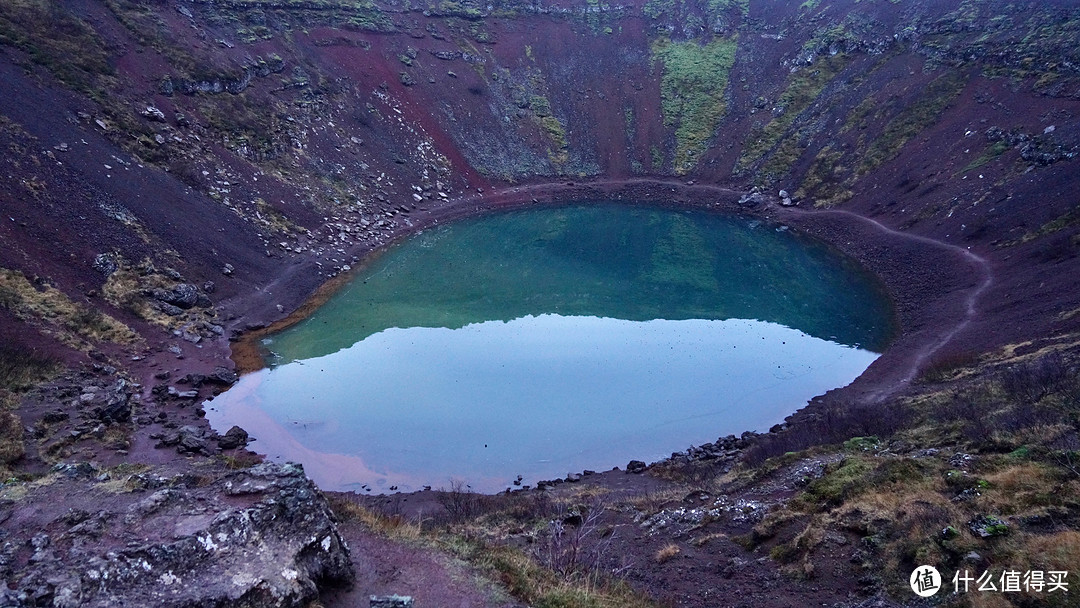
[
  {"left": 968, "top": 515, "right": 1009, "bottom": 538},
  {"left": 217, "top": 425, "right": 249, "bottom": 450},
  {"left": 157, "top": 425, "right": 212, "bottom": 455},
  {"left": 91, "top": 380, "right": 132, "bottom": 423},
  {"left": 154, "top": 284, "right": 200, "bottom": 309},
  {"left": 141, "top": 106, "right": 167, "bottom": 122},
  {"left": 626, "top": 460, "right": 647, "bottom": 474},
  {"left": 207, "top": 367, "right": 239, "bottom": 386},
  {"left": 736, "top": 192, "right": 767, "bottom": 207},
  {"left": 1, "top": 463, "right": 352, "bottom": 607},
  {"left": 156, "top": 301, "right": 185, "bottom": 316}
]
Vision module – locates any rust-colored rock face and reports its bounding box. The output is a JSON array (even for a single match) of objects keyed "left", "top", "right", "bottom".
[{"left": 0, "top": 0, "right": 1078, "bottom": 605}]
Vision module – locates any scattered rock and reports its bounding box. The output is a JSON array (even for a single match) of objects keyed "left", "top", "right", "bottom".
[
  {"left": 3, "top": 463, "right": 351, "bottom": 608},
  {"left": 371, "top": 596, "right": 413, "bottom": 608},
  {"left": 157, "top": 302, "right": 185, "bottom": 317},
  {"left": 166, "top": 386, "right": 198, "bottom": 400},
  {"left": 986, "top": 126, "right": 1077, "bottom": 166},
  {"left": 156, "top": 425, "right": 212, "bottom": 455},
  {"left": 952, "top": 487, "right": 982, "bottom": 502},
  {"left": 42, "top": 410, "right": 69, "bottom": 423},
  {"left": 950, "top": 452, "right": 976, "bottom": 470},
  {"left": 140, "top": 105, "right": 167, "bottom": 122},
  {"left": 153, "top": 284, "right": 200, "bottom": 309},
  {"left": 962, "top": 551, "right": 983, "bottom": 564},
  {"left": 737, "top": 192, "right": 767, "bottom": 207},
  {"left": 217, "top": 425, "right": 249, "bottom": 450},
  {"left": 206, "top": 367, "right": 238, "bottom": 386},
  {"left": 51, "top": 462, "right": 99, "bottom": 479},
  {"left": 92, "top": 253, "right": 119, "bottom": 276},
  {"left": 968, "top": 515, "right": 1009, "bottom": 538}
]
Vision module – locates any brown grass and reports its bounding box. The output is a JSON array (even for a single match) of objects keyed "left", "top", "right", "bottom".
[
  {"left": 0, "top": 268, "right": 138, "bottom": 348},
  {"left": 325, "top": 495, "right": 424, "bottom": 540},
  {"left": 0, "top": 411, "right": 25, "bottom": 471},
  {"left": 1024, "top": 530, "right": 1080, "bottom": 571},
  {"left": 654, "top": 543, "right": 680, "bottom": 564}
]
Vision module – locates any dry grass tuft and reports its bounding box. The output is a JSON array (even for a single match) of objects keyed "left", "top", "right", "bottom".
[
  {"left": 654, "top": 543, "right": 680, "bottom": 564},
  {"left": 0, "top": 268, "right": 138, "bottom": 348},
  {"left": 325, "top": 495, "right": 423, "bottom": 540},
  {"left": 0, "top": 411, "right": 24, "bottom": 471},
  {"left": 690, "top": 532, "right": 726, "bottom": 547},
  {"left": 1024, "top": 530, "right": 1080, "bottom": 571}
]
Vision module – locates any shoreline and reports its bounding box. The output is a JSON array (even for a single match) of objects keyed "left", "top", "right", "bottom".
[{"left": 212, "top": 177, "right": 992, "bottom": 494}]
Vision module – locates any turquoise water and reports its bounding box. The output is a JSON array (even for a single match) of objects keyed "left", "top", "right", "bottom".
[{"left": 206, "top": 204, "right": 895, "bottom": 492}]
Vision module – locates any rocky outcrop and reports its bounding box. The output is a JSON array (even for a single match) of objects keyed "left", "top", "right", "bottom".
[
  {"left": 159, "top": 55, "right": 286, "bottom": 97},
  {"left": 0, "top": 462, "right": 352, "bottom": 607}
]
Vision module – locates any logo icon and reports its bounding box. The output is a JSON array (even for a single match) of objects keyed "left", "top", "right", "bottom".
[{"left": 911, "top": 565, "right": 942, "bottom": 597}]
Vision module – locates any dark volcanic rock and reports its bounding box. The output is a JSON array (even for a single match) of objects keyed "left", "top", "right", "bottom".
[
  {"left": 0, "top": 463, "right": 352, "bottom": 608},
  {"left": 969, "top": 514, "right": 1010, "bottom": 538},
  {"left": 371, "top": 595, "right": 414, "bottom": 607},
  {"left": 153, "top": 283, "right": 200, "bottom": 309},
  {"left": 206, "top": 366, "right": 239, "bottom": 386},
  {"left": 217, "top": 425, "right": 250, "bottom": 450},
  {"left": 94, "top": 379, "right": 132, "bottom": 422},
  {"left": 156, "top": 425, "right": 213, "bottom": 455}
]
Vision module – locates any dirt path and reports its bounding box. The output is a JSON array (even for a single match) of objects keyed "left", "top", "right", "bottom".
[
  {"left": 218, "top": 176, "right": 998, "bottom": 418},
  {"left": 775, "top": 205, "right": 995, "bottom": 400}
]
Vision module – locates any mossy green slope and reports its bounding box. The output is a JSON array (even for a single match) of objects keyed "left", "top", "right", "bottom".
[{"left": 652, "top": 36, "right": 738, "bottom": 175}]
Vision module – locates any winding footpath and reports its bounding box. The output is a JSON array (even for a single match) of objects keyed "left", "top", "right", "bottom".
[
  {"left": 776, "top": 205, "right": 995, "bottom": 402},
  {"left": 225, "top": 177, "right": 995, "bottom": 407}
]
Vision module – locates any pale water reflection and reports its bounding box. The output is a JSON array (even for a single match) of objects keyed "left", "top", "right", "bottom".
[{"left": 208, "top": 316, "right": 879, "bottom": 492}]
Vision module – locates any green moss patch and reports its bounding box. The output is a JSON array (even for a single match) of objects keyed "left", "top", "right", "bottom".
[{"left": 652, "top": 36, "right": 738, "bottom": 174}]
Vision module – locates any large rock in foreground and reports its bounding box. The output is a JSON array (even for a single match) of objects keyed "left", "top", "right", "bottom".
[{"left": 0, "top": 462, "right": 352, "bottom": 607}]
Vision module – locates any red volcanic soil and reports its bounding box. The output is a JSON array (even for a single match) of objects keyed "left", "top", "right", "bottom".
[{"left": 1, "top": 0, "right": 1079, "bottom": 605}]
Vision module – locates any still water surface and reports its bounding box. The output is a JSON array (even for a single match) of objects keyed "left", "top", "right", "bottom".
[{"left": 207, "top": 204, "right": 895, "bottom": 492}]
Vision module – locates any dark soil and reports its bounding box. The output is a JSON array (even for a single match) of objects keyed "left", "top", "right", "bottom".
[{"left": 1, "top": 0, "right": 1079, "bottom": 605}]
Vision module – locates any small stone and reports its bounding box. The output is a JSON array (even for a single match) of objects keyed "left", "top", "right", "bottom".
[
  {"left": 207, "top": 367, "right": 238, "bottom": 386},
  {"left": 141, "top": 106, "right": 167, "bottom": 122},
  {"left": 217, "top": 426, "right": 250, "bottom": 450},
  {"left": 371, "top": 595, "right": 414, "bottom": 607},
  {"left": 968, "top": 515, "right": 1009, "bottom": 538}
]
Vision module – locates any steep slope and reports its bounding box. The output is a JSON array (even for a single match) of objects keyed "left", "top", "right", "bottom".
[{"left": 0, "top": 0, "right": 1078, "bottom": 605}]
